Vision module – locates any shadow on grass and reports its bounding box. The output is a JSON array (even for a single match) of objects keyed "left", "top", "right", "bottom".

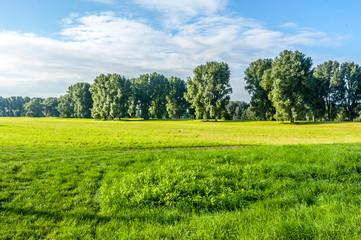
[
  {"left": 0, "top": 207, "right": 110, "bottom": 223},
  {"left": 290, "top": 121, "right": 346, "bottom": 125},
  {"left": 213, "top": 120, "right": 254, "bottom": 123},
  {"left": 0, "top": 206, "right": 187, "bottom": 225}
]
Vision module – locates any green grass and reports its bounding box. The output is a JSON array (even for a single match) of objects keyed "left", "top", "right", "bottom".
[{"left": 1, "top": 118, "right": 361, "bottom": 239}]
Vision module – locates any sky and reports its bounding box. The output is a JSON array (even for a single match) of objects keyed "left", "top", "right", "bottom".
[{"left": 0, "top": 0, "right": 360, "bottom": 100}]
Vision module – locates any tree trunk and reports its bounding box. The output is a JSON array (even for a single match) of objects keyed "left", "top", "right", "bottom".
[{"left": 327, "top": 103, "right": 331, "bottom": 121}]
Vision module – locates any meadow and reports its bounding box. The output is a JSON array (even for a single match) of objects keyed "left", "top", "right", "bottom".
[{"left": 1, "top": 118, "right": 361, "bottom": 239}]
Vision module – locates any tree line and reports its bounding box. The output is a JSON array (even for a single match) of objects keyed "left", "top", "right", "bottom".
[
  {"left": 245, "top": 50, "right": 361, "bottom": 122},
  {"left": 1, "top": 62, "right": 255, "bottom": 120},
  {"left": 2, "top": 52, "right": 361, "bottom": 122}
]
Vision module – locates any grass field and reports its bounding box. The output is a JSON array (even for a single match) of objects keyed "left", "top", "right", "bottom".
[{"left": 1, "top": 118, "right": 361, "bottom": 239}]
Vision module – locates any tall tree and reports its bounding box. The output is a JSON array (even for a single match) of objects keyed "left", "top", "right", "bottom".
[
  {"left": 313, "top": 61, "right": 340, "bottom": 121},
  {"left": 43, "top": 97, "right": 60, "bottom": 117},
  {"left": 334, "top": 62, "right": 361, "bottom": 121},
  {"left": 185, "top": 62, "right": 232, "bottom": 121},
  {"left": 268, "top": 50, "right": 313, "bottom": 122},
  {"left": 307, "top": 75, "right": 327, "bottom": 121},
  {"left": 116, "top": 77, "right": 131, "bottom": 119},
  {"left": 90, "top": 74, "right": 130, "bottom": 119},
  {"left": 136, "top": 74, "right": 151, "bottom": 119},
  {"left": 24, "top": 98, "right": 44, "bottom": 117},
  {"left": 149, "top": 73, "right": 169, "bottom": 119},
  {"left": 69, "top": 82, "right": 93, "bottom": 118},
  {"left": 90, "top": 74, "right": 109, "bottom": 119},
  {"left": 244, "top": 58, "right": 275, "bottom": 120},
  {"left": 166, "top": 77, "right": 187, "bottom": 119},
  {"left": 127, "top": 78, "right": 138, "bottom": 118}
]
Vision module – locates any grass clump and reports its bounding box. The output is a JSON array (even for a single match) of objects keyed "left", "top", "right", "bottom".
[{"left": 100, "top": 160, "right": 263, "bottom": 213}]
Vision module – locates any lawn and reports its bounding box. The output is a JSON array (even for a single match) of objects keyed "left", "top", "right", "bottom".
[{"left": 1, "top": 118, "right": 361, "bottom": 239}]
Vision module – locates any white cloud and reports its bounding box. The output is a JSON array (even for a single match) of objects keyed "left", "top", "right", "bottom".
[
  {"left": 279, "top": 22, "right": 298, "bottom": 28},
  {"left": 0, "top": 12, "right": 343, "bottom": 99},
  {"left": 134, "top": 0, "right": 228, "bottom": 28},
  {"left": 62, "top": 13, "right": 79, "bottom": 25}
]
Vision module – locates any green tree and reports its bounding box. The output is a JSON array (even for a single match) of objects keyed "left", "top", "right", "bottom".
[
  {"left": 9, "top": 97, "right": 25, "bottom": 116},
  {"left": 69, "top": 82, "right": 93, "bottom": 118},
  {"left": 43, "top": 97, "right": 60, "bottom": 117},
  {"left": 0, "top": 97, "right": 5, "bottom": 116},
  {"left": 127, "top": 79, "right": 138, "bottom": 118},
  {"left": 0, "top": 96, "right": 29, "bottom": 117},
  {"left": 90, "top": 74, "right": 109, "bottom": 119},
  {"left": 244, "top": 58, "right": 275, "bottom": 120},
  {"left": 334, "top": 62, "right": 361, "bottom": 121},
  {"left": 268, "top": 50, "right": 313, "bottom": 122},
  {"left": 57, "top": 94, "right": 74, "bottom": 118},
  {"left": 111, "top": 76, "right": 131, "bottom": 119},
  {"left": 149, "top": 73, "right": 169, "bottom": 119},
  {"left": 90, "top": 74, "right": 131, "bottom": 119},
  {"left": 241, "top": 106, "right": 258, "bottom": 120},
  {"left": 166, "top": 77, "right": 187, "bottom": 119},
  {"left": 136, "top": 74, "right": 151, "bottom": 120},
  {"left": 24, "top": 98, "right": 44, "bottom": 117},
  {"left": 225, "top": 101, "right": 249, "bottom": 120},
  {"left": 307, "top": 75, "right": 327, "bottom": 121},
  {"left": 313, "top": 61, "right": 340, "bottom": 121},
  {"left": 185, "top": 62, "right": 232, "bottom": 121},
  {"left": 0, "top": 97, "right": 11, "bottom": 116}
]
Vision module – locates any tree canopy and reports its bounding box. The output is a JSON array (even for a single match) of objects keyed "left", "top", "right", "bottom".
[
  {"left": 267, "top": 50, "right": 313, "bottom": 122},
  {"left": 244, "top": 58, "right": 274, "bottom": 120},
  {"left": 24, "top": 98, "right": 44, "bottom": 117},
  {"left": 166, "top": 77, "right": 187, "bottom": 119},
  {"left": 70, "top": 82, "right": 93, "bottom": 118},
  {"left": 185, "top": 62, "right": 232, "bottom": 121},
  {"left": 43, "top": 97, "right": 59, "bottom": 117},
  {"left": 244, "top": 50, "right": 361, "bottom": 122}
]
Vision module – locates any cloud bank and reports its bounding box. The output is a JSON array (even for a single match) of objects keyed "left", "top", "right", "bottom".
[{"left": 0, "top": 1, "right": 342, "bottom": 99}]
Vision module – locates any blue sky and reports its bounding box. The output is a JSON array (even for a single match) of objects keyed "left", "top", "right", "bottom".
[{"left": 0, "top": 0, "right": 360, "bottom": 100}]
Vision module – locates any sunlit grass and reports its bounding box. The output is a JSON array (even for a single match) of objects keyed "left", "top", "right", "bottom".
[
  {"left": 1, "top": 118, "right": 361, "bottom": 149},
  {"left": 1, "top": 118, "right": 361, "bottom": 239}
]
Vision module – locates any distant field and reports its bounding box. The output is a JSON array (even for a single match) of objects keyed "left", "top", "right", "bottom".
[{"left": 1, "top": 118, "right": 361, "bottom": 239}]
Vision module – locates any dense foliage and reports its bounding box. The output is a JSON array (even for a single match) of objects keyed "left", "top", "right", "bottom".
[
  {"left": 24, "top": 97, "right": 44, "bottom": 117},
  {"left": 185, "top": 62, "right": 232, "bottom": 121},
  {"left": 245, "top": 50, "right": 361, "bottom": 121},
  {"left": 244, "top": 58, "right": 274, "bottom": 120},
  {"left": 0, "top": 96, "right": 30, "bottom": 117},
  {"left": 90, "top": 74, "right": 130, "bottom": 120},
  {"left": 166, "top": 77, "right": 188, "bottom": 119}
]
